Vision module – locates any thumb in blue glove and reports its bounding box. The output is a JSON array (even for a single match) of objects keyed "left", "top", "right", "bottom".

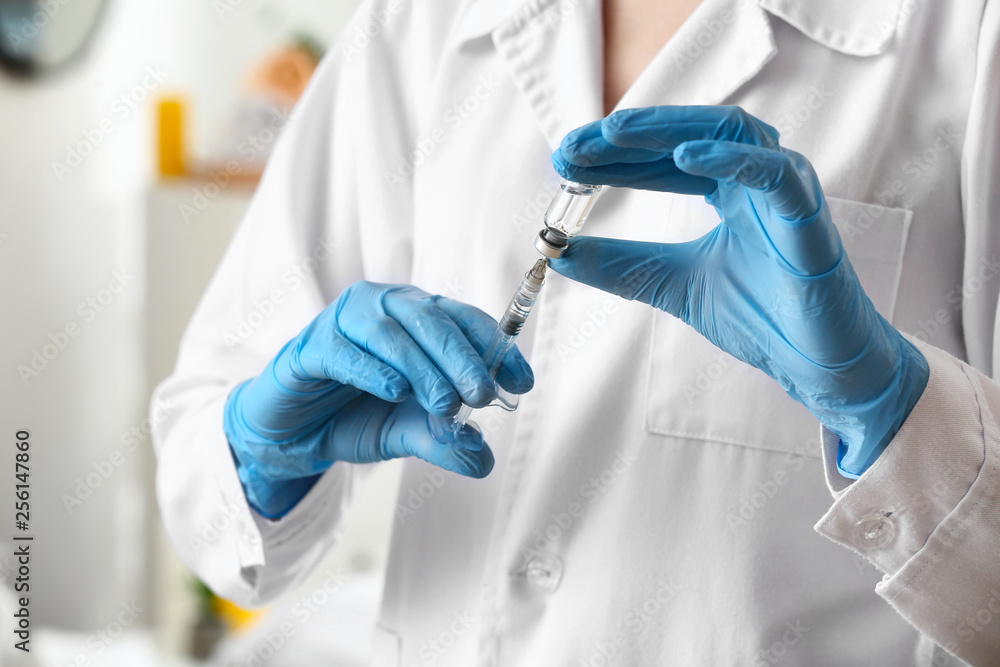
[{"left": 549, "top": 105, "right": 928, "bottom": 479}]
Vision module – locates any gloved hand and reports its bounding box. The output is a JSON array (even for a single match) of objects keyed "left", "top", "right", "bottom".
[
  {"left": 549, "top": 105, "right": 929, "bottom": 479},
  {"left": 224, "top": 281, "right": 534, "bottom": 518}
]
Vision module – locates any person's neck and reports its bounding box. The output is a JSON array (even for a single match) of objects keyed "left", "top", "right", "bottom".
[{"left": 601, "top": 0, "right": 703, "bottom": 114}]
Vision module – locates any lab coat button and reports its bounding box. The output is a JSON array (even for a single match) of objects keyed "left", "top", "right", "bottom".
[
  {"left": 236, "top": 519, "right": 259, "bottom": 546},
  {"left": 852, "top": 510, "right": 896, "bottom": 548},
  {"left": 524, "top": 553, "right": 563, "bottom": 593}
]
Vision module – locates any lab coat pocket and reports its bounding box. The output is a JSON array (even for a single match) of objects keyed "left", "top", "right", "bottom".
[
  {"left": 370, "top": 623, "right": 402, "bottom": 667},
  {"left": 645, "top": 196, "right": 912, "bottom": 456}
]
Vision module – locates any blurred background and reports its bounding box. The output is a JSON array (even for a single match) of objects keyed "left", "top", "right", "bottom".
[{"left": 0, "top": 0, "right": 411, "bottom": 664}]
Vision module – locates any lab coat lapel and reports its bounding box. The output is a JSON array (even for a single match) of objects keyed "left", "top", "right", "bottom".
[
  {"left": 614, "top": 0, "right": 901, "bottom": 110},
  {"left": 459, "top": 0, "right": 780, "bottom": 151},
  {"left": 457, "top": 0, "right": 901, "bottom": 140},
  {"left": 476, "top": 0, "right": 605, "bottom": 150},
  {"left": 758, "top": 0, "right": 901, "bottom": 57}
]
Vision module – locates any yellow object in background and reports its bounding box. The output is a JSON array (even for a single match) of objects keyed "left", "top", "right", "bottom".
[
  {"left": 211, "top": 596, "right": 265, "bottom": 634},
  {"left": 157, "top": 97, "right": 187, "bottom": 177}
]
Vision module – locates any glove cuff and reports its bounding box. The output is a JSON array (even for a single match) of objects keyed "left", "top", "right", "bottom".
[
  {"left": 835, "top": 332, "right": 930, "bottom": 478},
  {"left": 223, "top": 380, "right": 324, "bottom": 519}
]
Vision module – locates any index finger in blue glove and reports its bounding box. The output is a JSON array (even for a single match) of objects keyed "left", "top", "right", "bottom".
[
  {"left": 433, "top": 296, "right": 535, "bottom": 395},
  {"left": 673, "top": 140, "right": 842, "bottom": 276},
  {"left": 338, "top": 307, "right": 464, "bottom": 418},
  {"left": 290, "top": 332, "right": 411, "bottom": 403},
  {"left": 558, "top": 118, "right": 671, "bottom": 167},
  {"left": 551, "top": 150, "right": 717, "bottom": 196},
  {"left": 382, "top": 287, "right": 498, "bottom": 409},
  {"left": 602, "top": 105, "right": 781, "bottom": 152}
]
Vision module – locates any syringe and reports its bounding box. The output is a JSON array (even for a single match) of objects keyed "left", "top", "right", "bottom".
[
  {"left": 427, "top": 180, "right": 602, "bottom": 445},
  {"left": 427, "top": 259, "right": 548, "bottom": 443}
]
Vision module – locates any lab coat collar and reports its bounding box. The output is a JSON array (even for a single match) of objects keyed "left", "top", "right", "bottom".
[
  {"left": 758, "top": 0, "right": 901, "bottom": 57},
  {"left": 454, "top": 0, "right": 899, "bottom": 149},
  {"left": 456, "top": 0, "right": 901, "bottom": 57},
  {"left": 471, "top": 0, "right": 606, "bottom": 148},
  {"left": 455, "top": 0, "right": 533, "bottom": 43}
]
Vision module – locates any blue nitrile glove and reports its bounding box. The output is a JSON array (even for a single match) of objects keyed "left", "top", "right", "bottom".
[
  {"left": 224, "top": 281, "right": 534, "bottom": 518},
  {"left": 549, "top": 105, "right": 929, "bottom": 479}
]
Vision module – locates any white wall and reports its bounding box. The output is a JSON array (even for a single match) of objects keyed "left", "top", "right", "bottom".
[
  {"left": 182, "top": 0, "right": 360, "bottom": 164},
  {"left": 0, "top": 0, "right": 175, "bottom": 629},
  {"left": 0, "top": 0, "right": 361, "bottom": 633}
]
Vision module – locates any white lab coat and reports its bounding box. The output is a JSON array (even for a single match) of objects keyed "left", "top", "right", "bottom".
[{"left": 152, "top": 0, "right": 1000, "bottom": 664}]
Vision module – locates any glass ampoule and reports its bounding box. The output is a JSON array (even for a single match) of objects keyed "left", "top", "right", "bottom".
[{"left": 534, "top": 181, "right": 603, "bottom": 258}]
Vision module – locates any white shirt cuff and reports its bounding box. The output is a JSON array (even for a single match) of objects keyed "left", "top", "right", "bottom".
[{"left": 814, "top": 336, "right": 1000, "bottom": 663}]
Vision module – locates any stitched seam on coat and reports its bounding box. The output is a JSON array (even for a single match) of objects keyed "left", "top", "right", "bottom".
[{"left": 645, "top": 425, "right": 822, "bottom": 458}]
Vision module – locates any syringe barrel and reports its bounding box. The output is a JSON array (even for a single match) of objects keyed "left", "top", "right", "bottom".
[{"left": 498, "top": 260, "right": 546, "bottom": 336}]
